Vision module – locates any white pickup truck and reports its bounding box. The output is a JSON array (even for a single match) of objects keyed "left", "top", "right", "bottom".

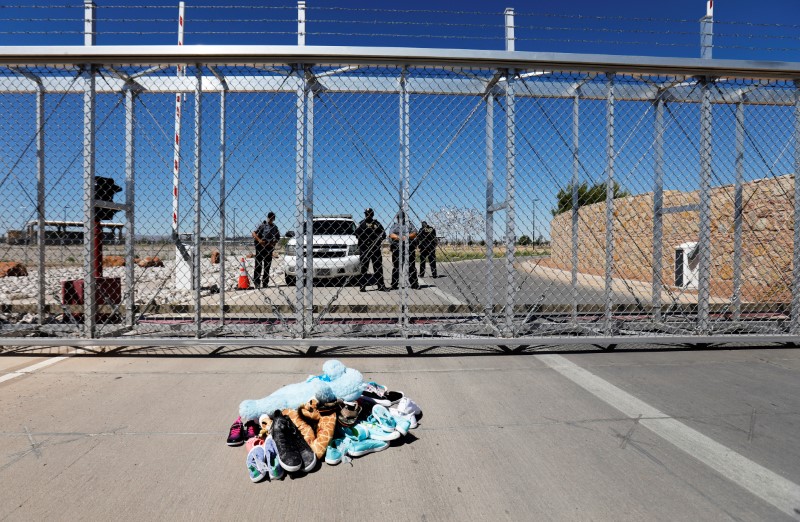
[{"left": 283, "top": 215, "right": 360, "bottom": 286}]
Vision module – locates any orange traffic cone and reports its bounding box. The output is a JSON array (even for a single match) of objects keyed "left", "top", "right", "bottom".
[{"left": 237, "top": 257, "right": 251, "bottom": 290}]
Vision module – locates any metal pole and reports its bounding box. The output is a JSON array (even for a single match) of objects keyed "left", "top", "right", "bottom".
[
  {"left": 193, "top": 65, "right": 203, "bottom": 338},
  {"left": 219, "top": 81, "right": 226, "bottom": 325},
  {"left": 733, "top": 101, "right": 745, "bottom": 322},
  {"left": 83, "top": 0, "right": 95, "bottom": 46},
  {"left": 700, "top": 0, "right": 714, "bottom": 60},
  {"left": 305, "top": 72, "right": 314, "bottom": 334},
  {"left": 571, "top": 90, "right": 580, "bottom": 323},
  {"left": 698, "top": 77, "right": 713, "bottom": 334},
  {"left": 532, "top": 198, "right": 538, "bottom": 243},
  {"left": 173, "top": 2, "right": 189, "bottom": 291},
  {"left": 124, "top": 87, "right": 136, "bottom": 328},
  {"left": 35, "top": 81, "right": 45, "bottom": 325},
  {"left": 791, "top": 80, "right": 800, "bottom": 335},
  {"left": 82, "top": 65, "right": 96, "bottom": 338},
  {"left": 604, "top": 73, "right": 615, "bottom": 335},
  {"left": 400, "top": 66, "right": 410, "bottom": 334},
  {"left": 652, "top": 94, "right": 665, "bottom": 323},
  {"left": 485, "top": 91, "right": 494, "bottom": 317},
  {"left": 294, "top": 65, "right": 306, "bottom": 336},
  {"left": 504, "top": 8, "right": 515, "bottom": 52},
  {"left": 297, "top": 1, "right": 306, "bottom": 47},
  {"left": 504, "top": 68, "right": 516, "bottom": 337}
]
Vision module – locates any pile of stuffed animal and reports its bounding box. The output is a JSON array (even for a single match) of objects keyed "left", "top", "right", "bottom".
[{"left": 226, "top": 360, "right": 422, "bottom": 482}]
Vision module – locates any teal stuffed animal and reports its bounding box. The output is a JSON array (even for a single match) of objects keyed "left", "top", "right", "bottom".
[{"left": 239, "top": 360, "right": 365, "bottom": 422}]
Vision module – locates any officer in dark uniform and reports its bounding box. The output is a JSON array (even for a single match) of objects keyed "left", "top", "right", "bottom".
[
  {"left": 388, "top": 210, "right": 419, "bottom": 290},
  {"left": 252, "top": 211, "right": 280, "bottom": 288},
  {"left": 355, "top": 208, "right": 388, "bottom": 292},
  {"left": 417, "top": 220, "right": 438, "bottom": 278}
]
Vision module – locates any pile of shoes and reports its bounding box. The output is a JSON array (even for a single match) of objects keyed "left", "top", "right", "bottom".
[{"left": 227, "top": 380, "right": 422, "bottom": 483}]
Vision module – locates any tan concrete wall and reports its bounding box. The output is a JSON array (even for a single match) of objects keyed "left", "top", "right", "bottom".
[{"left": 548, "top": 175, "right": 794, "bottom": 303}]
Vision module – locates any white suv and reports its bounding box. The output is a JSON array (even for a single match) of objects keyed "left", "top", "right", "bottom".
[{"left": 283, "top": 215, "right": 360, "bottom": 286}]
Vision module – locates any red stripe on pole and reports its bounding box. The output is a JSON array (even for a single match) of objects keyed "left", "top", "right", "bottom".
[
  {"left": 173, "top": 212, "right": 177, "bottom": 223},
  {"left": 173, "top": 187, "right": 178, "bottom": 197}
]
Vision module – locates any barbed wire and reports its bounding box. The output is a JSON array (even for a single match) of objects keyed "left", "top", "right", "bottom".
[
  {"left": 515, "top": 36, "right": 698, "bottom": 48},
  {"left": 307, "top": 6, "right": 499, "bottom": 15},
  {"left": 307, "top": 31, "right": 499, "bottom": 40},
  {"left": 515, "top": 12, "right": 698, "bottom": 23},
  {"left": 515, "top": 24, "right": 699, "bottom": 37}
]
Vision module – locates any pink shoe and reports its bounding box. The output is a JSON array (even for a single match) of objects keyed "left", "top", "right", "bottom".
[
  {"left": 245, "top": 436, "right": 264, "bottom": 452},
  {"left": 227, "top": 417, "right": 245, "bottom": 447}
]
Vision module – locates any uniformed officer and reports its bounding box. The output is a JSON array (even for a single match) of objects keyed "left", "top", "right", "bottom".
[
  {"left": 388, "top": 210, "right": 420, "bottom": 290},
  {"left": 417, "top": 220, "right": 438, "bottom": 278},
  {"left": 355, "top": 208, "right": 388, "bottom": 292},
  {"left": 252, "top": 212, "right": 280, "bottom": 288}
]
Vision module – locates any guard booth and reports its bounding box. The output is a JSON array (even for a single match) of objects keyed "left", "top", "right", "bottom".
[{"left": 675, "top": 242, "right": 699, "bottom": 289}]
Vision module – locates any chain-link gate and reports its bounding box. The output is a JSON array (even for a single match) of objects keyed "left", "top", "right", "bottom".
[{"left": 0, "top": 48, "right": 798, "bottom": 346}]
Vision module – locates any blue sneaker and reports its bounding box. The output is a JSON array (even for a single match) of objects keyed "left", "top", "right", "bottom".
[
  {"left": 326, "top": 436, "right": 389, "bottom": 464},
  {"left": 264, "top": 436, "right": 284, "bottom": 480},
  {"left": 358, "top": 417, "right": 401, "bottom": 441},
  {"left": 325, "top": 437, "right": 348, "bottom": 465},
  {"left": 246, "top": 445, "right": 269, "bottom": 483},
  {"left": 371, "top": 404, "right": 410, "bottom": 436},
  {"left": 347, "top": 437, "right": 389, "bottom": 457}
]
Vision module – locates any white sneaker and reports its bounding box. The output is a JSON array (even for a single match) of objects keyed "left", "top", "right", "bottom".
[
  {"left": 394, "top": 397, "right": 422, "bottom": 417},
  {"left": 388, "top": 408, "right": 418, "bottom": 429}
]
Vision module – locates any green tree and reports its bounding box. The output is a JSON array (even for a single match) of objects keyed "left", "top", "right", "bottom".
[
  {"left": 551, "top": 181, "right": 630, "bottom": 216},
  {"left": 517, "top": 235, "right": 532, "bottom": 246}
]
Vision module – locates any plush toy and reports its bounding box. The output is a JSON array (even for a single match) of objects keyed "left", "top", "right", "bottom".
[{"left": 239, "top": 360, "right": 364, "bottom": 423}]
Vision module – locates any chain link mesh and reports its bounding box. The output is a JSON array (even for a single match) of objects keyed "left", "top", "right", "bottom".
[{"left": 0, "top": 61, "right": 796, "bottom": 342}]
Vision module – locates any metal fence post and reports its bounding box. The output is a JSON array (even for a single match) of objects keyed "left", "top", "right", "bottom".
[
  {"left": 294, "top": 64, "right": 307, "bottom": 337},
  {"left": 400, "top": 66, "right": 411, "bottom": 334},
  {"left": 698, "top": 77, "right": 713, "bottom": 334},
  {"left": 124, "top": 87, "right": 136, "bottom": 328},
  {"left": 193, "top": 64, "right": 203, "bottom": 338},
  {"left": 298, "top": 1, "right": 306, "bottom": 47},
  {"left": 485, "top": 91, "right": 494, "bottom": 318},
  {"left": 305, "top": 69, "right": 314, "bottom": 335},
  {"left": 571, "top": 89, "right": 580, "bottom": 323},
  {"left": 82, "top": 64, "right": 96, "bottom": 338},
  {"left": 792, "top": 80, "right": 800, "bottom": 335},
  {"left": 35, "top": 80, "right": 45, "bottom": 325},
  {"left": 733, "top": 101, "right": 745, "bottom": 322},
  {"left": 604, "top": 73, "right": 616, "bottom": 335},
  {"left": 84, "top": 0, "right": 95, "bottom": 46},
  {"left": 652, "top": 93, "right": 665, "bottom": 323},
  {"left": 504, "top": 68, "right": 516, "bottom": 337},
  {"left": 217, "top": 76, "right": 227, "bottom": 325},
  {"left": 504, "top": 8, "right": 515, "bottom": 52},
  {"left": 700, "top": 0, "right": 713, "bottom": 60}
]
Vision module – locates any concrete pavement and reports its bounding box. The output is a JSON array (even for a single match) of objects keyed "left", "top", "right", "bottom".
[{"left": 1, "top": 348, "right": 798, "bottom": 520}]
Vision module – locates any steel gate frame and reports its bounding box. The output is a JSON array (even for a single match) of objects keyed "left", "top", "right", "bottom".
[{"left": 0, "top": 45, "right": 799, "bottom": 347}]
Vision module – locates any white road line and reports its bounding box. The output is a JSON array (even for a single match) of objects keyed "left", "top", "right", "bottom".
[
  {"left": 0, "top": 356, "right": 71, "bottom": 385},
  {"left": 538, "top": 354, "right": 800, "bottom": 519}
]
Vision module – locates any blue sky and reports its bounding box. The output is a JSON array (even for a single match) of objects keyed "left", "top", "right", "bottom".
[{"left": 0, "top": 0, "right": 798, "bottom": 242}]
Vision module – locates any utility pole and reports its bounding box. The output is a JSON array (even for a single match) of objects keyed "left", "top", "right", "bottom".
[{"left": 532, "top": 198, "right": 539, "bottom": 245}]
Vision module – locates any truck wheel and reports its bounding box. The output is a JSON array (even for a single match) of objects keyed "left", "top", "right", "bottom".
[{"left": 285, "top": 275, "right": 296, "bottom": 286}]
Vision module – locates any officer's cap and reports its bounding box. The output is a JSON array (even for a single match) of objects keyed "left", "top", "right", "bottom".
[{"left": 364, "top": 208, "right": 374, "bottom": 215}]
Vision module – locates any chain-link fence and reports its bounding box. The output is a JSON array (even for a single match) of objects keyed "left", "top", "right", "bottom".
[{"left": 0, "top": 50, "right": 797, "bottom": 346}]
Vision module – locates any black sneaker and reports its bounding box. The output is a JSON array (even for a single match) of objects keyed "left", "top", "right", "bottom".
[
  {"left": 361, "top": 382, "right": 404, "bottom": 407},
  {"left": 269, "top": 411, "right": 302, "bottom": 472},
  {"left": 284, "top": 417, "right": 317, "bottom": 472}
]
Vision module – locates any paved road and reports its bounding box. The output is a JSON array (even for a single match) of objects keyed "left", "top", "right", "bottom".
[{"left": 1, "top": 347, "right": 798, "bottom": 520}]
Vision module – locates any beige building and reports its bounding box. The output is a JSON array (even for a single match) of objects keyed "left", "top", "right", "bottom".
[{"left": 548, "top": 174, "right": 794, "bottom": 304}]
